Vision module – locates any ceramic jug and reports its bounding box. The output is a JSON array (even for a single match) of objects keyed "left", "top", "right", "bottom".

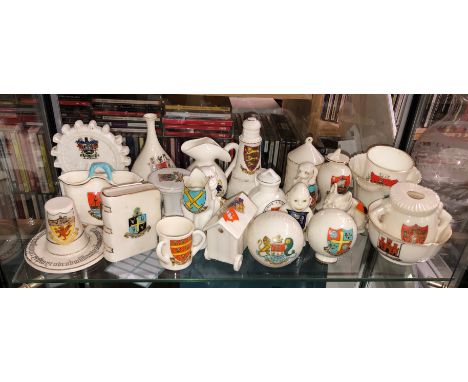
[
  {"left": 131, "top": 113, "right": 175, "bottom": 180},
  {"left": 182, "top": 137, "right": 238, "bottom": 197},
  {"left": 248, "top": 169, "right": 286, "bottom": 216},
  {"left": 227, "top": 117, "right": 262, "bottom": 197}
]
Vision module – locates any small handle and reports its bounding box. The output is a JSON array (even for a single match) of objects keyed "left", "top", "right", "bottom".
[
  {"left": 156, "top": 240, "right": 171, "bottom": 265},
  {"left": 406, "top": 166, "right": 422, "bottom": 184},
  {"left": 311, "top": 166, "right": 318, "bottom": 183},
  {"left": 88, "top": 162, "right": 113, "bottom": 181},
  {"left": 223, "top": 142, "right": 239, "bottom": 178},
  {"left": 191, "top": 230, "right": 206, "bottom": 255},
  {"left": 436, "top": 204, "right": 452, "bottom": 242},
  {"left": 368, "top": 199, "right": 391, "bottom": 232}
]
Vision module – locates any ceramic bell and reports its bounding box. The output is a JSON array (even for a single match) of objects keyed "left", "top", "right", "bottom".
[
  {"left": 283, "top": 137, "right": 324, "bottom": 193},
  {"left": 317, "top": 148, "right": 352, "bottom": 207},
  {"left": 132, "top": 113, "right": 175, "bottom": 180},
  {"left": 248, "top": 169, "right": 286, "bottom": 215},
  {"left": 291, "top": 161, "right": 319, "bottom": 209},
  {"left": 322, "top": 183, "right": 367, "bottom": 233},
  {"left": 182, "top": 137, "right": 238, "bottom": 197},
  {"left": 280, "top": 183, "right": 313, "bottom": 231},
  {"left": 227, "top": 117, "right": 262, "bottom": 197}
]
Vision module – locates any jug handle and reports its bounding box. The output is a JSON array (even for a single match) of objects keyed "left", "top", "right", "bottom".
[
  {"left": 223, "top": 142, "right": 239, "bottom": 178},
  {"left": 368, "top": 198, "right": 391, "bottom": 233},
  {"left": 88, "top": 162, "right": 113, "bottom": 181},
  {"left": 436, "top": 203, "right": 452, "bottom": 242}
]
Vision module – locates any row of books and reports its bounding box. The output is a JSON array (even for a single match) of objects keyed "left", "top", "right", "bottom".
[
  {"left": 421, "top": 94, "right": 454, "bottom": 128},
  {"left": 0, "top": 187, "right": 54, "bottom": 220},
  {"left": 320, "top": 94, "right": 346, "bottom": 122}
]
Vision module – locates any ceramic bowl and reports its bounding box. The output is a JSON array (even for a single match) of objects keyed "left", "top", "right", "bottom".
[
  {"left": 246, "top": 211, "right": 304, "bottom": 268},
  {"left": 367, "top": 200, "right": 452, "bottom": 265}
]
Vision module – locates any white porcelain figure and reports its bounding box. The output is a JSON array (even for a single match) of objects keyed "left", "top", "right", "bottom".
[
  {"left": 307, "top": 208, "right": 357, "bottom": 264},
  {"left": 156, "top": 216, "right": 206, "bottom": 271},
  {"left": 148, "top": 168, "right": 190, "bottom": 217},
  {"left": 280, "top": 183, "right": 313, "bottom": 231},
  {"left": 101, "top": 183, "right": 161, "bottom": 262},
  {"left": 59, "top": 162, "right": 143, "bottom": 226},
  {"left": 317, "top": 148, "right": 352, "bottom": 207},
  {"left": 204, "top": 193, "right": 258, "bottom": 271},
  {"left": 283, "top": 137, "right": 325, "bottom": 193},
  {"left": 182, "top": 137, "right": 238, "bottom": 197},
  {"left": 291, "top": 162, "right": 319, "bottom": 209},
  {"left": 131, "top": 113, "right": 175, "bottom": 180},
  {"left": 248, "top": 169, "right": 286, "bottom": 215},
  {"left": 247, "top": 211, "right": 304, "bottom": 268},
  {"left": 368, "top": 182, "right": 452, "bottom": 245},
  {"left": 322, "top": 183, "right": 368, "bottom": 233},
  {"left": 227, "top": 117, "right": 262, "bottom": 197}
]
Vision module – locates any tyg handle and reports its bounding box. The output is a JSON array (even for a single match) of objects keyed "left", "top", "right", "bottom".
[
  {"left": 88, "top": 162, "right": 114, "bottom": 181},
  {"left": 223, "top": 142, "right": 239, "bottom": 178},
  {"left": 368, "top": 198, "right": 391, "bottom": 233},
  {"left": 156, "top": 240, "right": 171, "bottom": 265},
  {"left": 191, "top": 230, "right": 206, "bottom": 255}
]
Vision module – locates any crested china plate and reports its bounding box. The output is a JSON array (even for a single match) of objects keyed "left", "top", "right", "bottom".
[
  {"left": 25, "top": 226, "right": 104, "bottom": 274},
  {"left": 51, "top": 120, "right": 131, "bottom": 172}
]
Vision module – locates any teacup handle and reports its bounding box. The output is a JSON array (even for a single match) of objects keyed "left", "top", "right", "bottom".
[
  {"left": 436, "top": 204, "right": 452, "bottom": 242},
  {"left": 156, "top": 240, "right": 171, "bottom": 265},
  {"left": 368, "top": 198, "right": 391, "bottom": 232},
  {"left": 191, "top": 230, "right": 206, "bottom": 255},
  {"left": 88, "top": 162, "right": 113, "bottom": 181},
  {"left": 406, "top": 167, "right": 422, "bottom": 184},
  {"left": 223, "top": 142, "right": 239, "bottom": 178}
]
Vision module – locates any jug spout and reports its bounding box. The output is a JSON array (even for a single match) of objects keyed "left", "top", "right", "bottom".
[{"left": 181, "top": 137, "right": 232, "bottom": 163}]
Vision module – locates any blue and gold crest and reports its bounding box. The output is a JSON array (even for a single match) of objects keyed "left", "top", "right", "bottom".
[
  {"left": 125, "top": 207, "right": 150, "bottom": 238},
  {"left": 183, "top": 187, "right": 207, "bottom": 214}
]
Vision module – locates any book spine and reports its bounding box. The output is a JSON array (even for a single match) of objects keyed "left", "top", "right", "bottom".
[
  {"left": 165, "top": 105, "right": 231, "bottom": 112},
  {"left": 10, "top": 132, "right": 30, "bottom": 192},
  {"left": 162, "top": 118, "right": 233, "bottom": 127},
  {"left": 28, "top": 130, "right": 49, "bottom": 193},
  {"left": 164, "top": 124, "right": 232, "bottom": 132},
  {"left": 4, "top": 132, "right": 23, "bottom": 192},
  {"left": 0, "top": 131, "right": 17, "bottom": 192},
  {"left": 18, "top": 130, "right": 39, "bottom": 192},
  {"left": 38, "top": 134, "right": 55, "bottom": 193},
  {"left": 164, "top": 111, "right": 232, "bottom": 120}
]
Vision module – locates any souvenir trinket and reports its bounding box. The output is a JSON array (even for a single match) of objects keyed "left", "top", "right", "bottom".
[
  {"left": 204, "top": 192, "right": 257, "bottom": 271},
  {"left": 247, "top": 211, "right": 304, "bottom": 268},
  {"left": 291, "top": 161, "right": 319, "bottom": 209},
  {"left": 248, "top": 169, "right": 286, "bottom": 215},
  {"left": 280, "top": 183, "right": 313, "bottom": 231},
  {"left": 101, "top": 183, "right": 161, "bottom": 262},
  {"left": 131, "top": 113, "right": 175, "bottom": 180},
  {"left": 156, "top": 216, "right": 206, "bottom": 271}
]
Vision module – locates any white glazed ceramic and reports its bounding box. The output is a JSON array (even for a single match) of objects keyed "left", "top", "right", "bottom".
[
  {"left": 45, "top": 197, "right": 88, "bottom": 256},
  {"left": 59, "top": 162, "right": 143, "bottom": 226},
  {"left": 368, "top": 212, "right": 452, "bottom": 266},
  {"left": 289, "top": 161, "right": 319, "bottom": 209},
  {"left": 317, "top": 148, "right": 352, "bottom": 206},
  {"left": 247, "top": 211, "right": 304, "bottom": 268},
  {"left": 131, "top": 113, "right": 175, "bottom": 180},
  {"left": 283, "top": 137, "right": 325, "bottom": 193},
  {"left": 248, "top": 169, "right": 286, "bottom": 215},
  {"left": 51, "top": 120, "right": 131, "bottom": 172},
  {"left": 101, "top": 183, "right": 161, "bottom": 262},
  {"left": 156, "top": 216, "right": 206, "bottom": 271},
  {"left": 227, "top": 117, "right": 262, "bottom": 197},
  {"left": 182, "top": 137, "right": 238, "bottom": 197},
  {"left": 25, "top": 225, "right": 104, "bottom": 274},
  {"left": 204, "top": 192, "right": 258, "bottom": 271},
  {"left": 322, "top": 183, "right": 368, "bottom": 233},
  {"left": 368, "top": 183, "right": 452, "bottom": 245},
  {"left": 280, "top": 183, "right": 313, "bottom": 231},
  {"left": 148, "top": 168, "right": 190, "bottom": 217},
  {"left": 307, "top": 208, "right": 357, "bottom": 264}
]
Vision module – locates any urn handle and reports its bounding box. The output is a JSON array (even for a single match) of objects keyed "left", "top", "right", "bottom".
[
  {"left": 223, "top": 142, "right": 239, "bottom": 178},
  {"left": 191, "top": 230, "right": 207, "bottom": 256},
  {"left": 436, "top": 204, "right": 452, "bottom": 242},
  {"left": 368, "top": 198, "right": 392, "bottom": 233}
]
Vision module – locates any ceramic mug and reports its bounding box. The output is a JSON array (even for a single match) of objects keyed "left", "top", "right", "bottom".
[
  {"left": 365, "top": 146, "right": 415, "bottom": 186},
  {"left": 156, "top": 216, "right": 206, "bottom": 271}
]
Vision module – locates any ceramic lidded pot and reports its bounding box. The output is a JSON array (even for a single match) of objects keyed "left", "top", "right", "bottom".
[
  {"left": 317, "top": 148, "right": 352, "bottom": 204},
  {"left": 248, "top": 169, "right": 286, "bottom": 215},
  {"left": 247, "top": 211, "right": 304, "bottom": 268},
  {"left": 369, "top": 182, "right": 452, "bottom": 244},
  {"left": 283, "top": 137, "right": 325, "bottom": 193},
  {"left": 307, "top": 208, "right": 357, "bottom": 264}
]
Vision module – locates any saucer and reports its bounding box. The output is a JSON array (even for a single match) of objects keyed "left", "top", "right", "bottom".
[{"left": 25, "top": 226, "right": 104, "bottom": 274}]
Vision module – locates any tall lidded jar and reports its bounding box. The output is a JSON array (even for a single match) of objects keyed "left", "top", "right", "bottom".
[
  {"left": 131, "top": 113, "right": 175, "bottom": 180},
  {"left": 248, "top": 169, "right": 286, "bottom": 216},
  {"left": 226, "top": 117, "right": 262, "bottom": 197}
]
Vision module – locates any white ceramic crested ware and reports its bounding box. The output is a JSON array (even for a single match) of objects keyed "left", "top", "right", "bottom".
[
  {"left": 148, "top": 167, "right": 190, "bottom": 217},
  {"left": 307, "top": 208, "right": 357, "bottom": 264},
  {"left": 24, "top": 196, "right": 104, "bottom": 274},
  {"left": 227, "top": 117, "right": 262, "bottom": 197},
  {"left": 317, "top": 148, "right": 352, "bottom": 207},
  {"left": 283, "top": 137, "right": 325, "bottom": 193},
  {"left": 280, "top": 183, "right": 313, "bottom": 231},
  {"left": 156, "top": 216, "right": 206, "bottom": 271},
  {"left": 248, "top": 169, "right": 286, "bottom": 215},
  {"left": 182, "top": 137, "right": 238, "bottom": 197},
  {"left": 290, "top": 161, "right": 319, "bottom": 209},
  {"left": 247, "top": 211, "right": 304, "bottom": 268},
  {"left": 204, "top": 192, "right": 258, "bottom": 271},
  {"left": 368, "top": 182, "right": 452, "bottom": 245},
  {"left": 131, "top": 113, "right": 175, "bottom": 180},
  {"left": 51, "top": 120, "right": 131, "bottom": 173},
  {"left": 101, "top": 183, "right": 161, "bottom": 262},
  {"left": 59, "top": 162, "right": 143, "bottom": 226},
  {"left": 322, "top": 183, "right": 367, "bottom": 233}
]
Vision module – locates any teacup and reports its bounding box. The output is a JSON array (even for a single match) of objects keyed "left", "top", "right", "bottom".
[
  {"left": 156, "top": 216, "right": 206, "bottom": 271},
  {"left": 45, "top": 196, "right": 89, "bottom": 255}
]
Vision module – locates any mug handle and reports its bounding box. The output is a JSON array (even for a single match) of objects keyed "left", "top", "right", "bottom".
[
  {"left": 88, "top": 162, "right": 113, "bottom": 181},
  {"left": 156, "top": 240, "right": 171, "bottom": 265},
  {"left": 406, "top": 167, "right": 422, "bottom": 184},
  {"left": 223, "top": 142, "right": 239, "bottom": 178},
  {"left": 368, "top": 198, "right": 391, "bottom": 232},
  {"left": 436, "top": 204, "right": 452, "bottom": 242},
  {"left": 191, "top": 230, "right": 207, "bottom": 256}
]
